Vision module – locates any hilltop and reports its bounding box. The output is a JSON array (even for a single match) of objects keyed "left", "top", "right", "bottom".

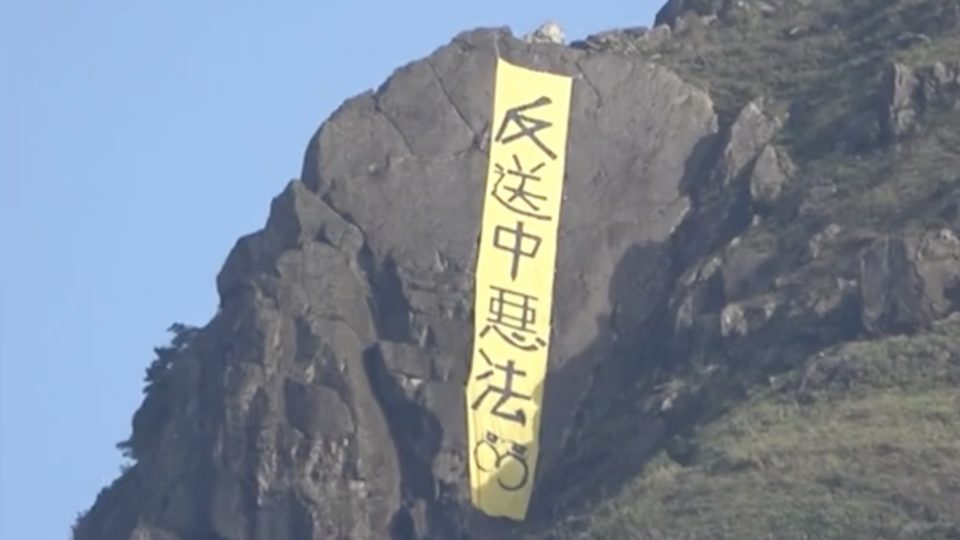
[{"left": 75, "top": 1, "right": 960, "bottom": 539}]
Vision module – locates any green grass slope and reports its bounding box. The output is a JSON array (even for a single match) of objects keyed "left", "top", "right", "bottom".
[
  {"left": 543, "top": 316, "right": 960, "bottom": 539},
  {"left": 531, "top": 1, "right": 960, "bottom": 538}
]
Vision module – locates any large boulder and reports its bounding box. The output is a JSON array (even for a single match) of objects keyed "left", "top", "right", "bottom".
[
  {"left": 74, "top": 26, "right": 719, "bottom": 540},
  {"left": 302, "top": 26, "right": 718, "bottom": 535}
]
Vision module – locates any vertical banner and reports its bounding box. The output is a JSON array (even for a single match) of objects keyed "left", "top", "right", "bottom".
[{"left": 465, "top": 57, "right": 573, "bottom": 520}]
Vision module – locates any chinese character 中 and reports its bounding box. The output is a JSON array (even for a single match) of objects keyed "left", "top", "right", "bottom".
[{"left": 493, "top": 220, "right": 542, "bottom": 280}]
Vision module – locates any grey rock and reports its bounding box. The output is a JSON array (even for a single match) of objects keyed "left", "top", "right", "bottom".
[
  {"left": 721, "top": 232, "right": 779, "bottom": 300},
  {"left": 284, "top": 379, "right": 355, "bottom": 438},
  {"left": 75, "top": 26, "right": 719, "bottom": 540},
  {"left": 312, "top": 29, "right": 718, "bottom": 508},
  {"left": 807, "top": 223, "right": 842, "bottom": 259},
  {"left": 670, "top": 225, "right": 780, "bottom": 345},
  {"left": 929, "top": 61, "right": 960, "bottom": 88},
  {"left": 573, "top": 26, "right": 667, "bottom": 53},
  {"left": 717, "top": 98, "right": 784, "bottom": 186},
  {"left": 655, "top": 0, "right": 726, "bottom": 27},
  {"left": 522, "top": 21, "right": 566, "bottom": 44},
  {"left": 791, "top": 275, "right": 859, "bottom": 319},
  {"left": 648, "top": 23, "right": 673, "bottom": 43},
  {"left": 748, "top": 144, "right": 794, "bottom": 207},
  {"left": 860, "top": 229, "right": 960, "bottom": 335},
  {"left": 672, "top": 254, "right": 724, "bottom": 332},
  {"left": 754, "top": 0, "right": 778, "bottom": 15},
  {"left": 719, "top": 294, "right": 779, "bottom": 337},
  {"left": 895, "top": 32, "right": 932, "bottom": 49},
  {"left": 784, "top": 25, "right": 807, "bottom": 38},
  {"left": 922, "top": 60, "right": 960, "bottom": 107},
  {"left": 378, "top": 342, "right": 431, "bottom": 379},
  {"left": 882, "top": 61, "right": 960, "bottom": 142},
  {"left": 914, "top": 228, "right": 960, "bottom": 315},
  {"left": 882, "top": 63, "right": 922, "bottom": 141},
  {"left": 128, "top": 526, "right": 180, "bottom": 540},
  {"left": 672, "top": 98, "right": 784, "bottom": 271},
  {"left": 376, "top": 61, "right": 476, "bottom": 157},
  {"left": 73, "top": 7, "right": 960, "bottom": 539}
]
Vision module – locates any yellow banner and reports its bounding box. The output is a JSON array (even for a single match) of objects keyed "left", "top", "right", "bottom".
[{"left": 466, "top": 58, "right": 573, "bottom": 520}]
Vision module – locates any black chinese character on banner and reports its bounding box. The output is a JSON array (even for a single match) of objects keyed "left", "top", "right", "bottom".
[
  {"left": 492, "top": 154, "right": 551, "bottom": 221},
  {"left": 493, "top": 220, "right": 542, "bottom": 280},
  {"left": 481, "top": 286, "right": 547, "bottom": 352},
  {"left": 494, "top": 96, "right": 558, "bottom": 160},
  {"left": 470, "top": 349, "right": 532, "bottom": 426}
]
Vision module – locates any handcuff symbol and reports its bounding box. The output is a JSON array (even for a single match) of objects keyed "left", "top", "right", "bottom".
[{"left": 473, "top": 431, "right": 530, "bottom": 491}]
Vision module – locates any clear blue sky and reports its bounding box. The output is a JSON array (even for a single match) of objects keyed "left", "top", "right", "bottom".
[{"left": 1, "top": 1, "right": 660, "bottom": 538}]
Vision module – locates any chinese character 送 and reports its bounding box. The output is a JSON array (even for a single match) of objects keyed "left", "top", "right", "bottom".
[{"left": 492, "top": 154, "right": 551, "bottom": 221}]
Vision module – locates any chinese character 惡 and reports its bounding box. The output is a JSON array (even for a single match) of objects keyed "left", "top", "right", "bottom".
[
  {"left": 492, "top": 154, "right": 551, "bottom": 221},
  {"left": 493, "top": 220, "right": 542, "bottom": 280},
  {"left": 481, "top": 285, "right": 547, "bottom": 352},
  {"left": 470, "top": 349, "right": 533, "bottom": 426},
  {"left": 494, "top": 96, "right": 558, "bottom": 160}
]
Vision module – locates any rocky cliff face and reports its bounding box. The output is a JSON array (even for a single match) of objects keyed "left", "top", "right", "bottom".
[{"left": 75, "top": 1, "right": 960, "bottom": 539}]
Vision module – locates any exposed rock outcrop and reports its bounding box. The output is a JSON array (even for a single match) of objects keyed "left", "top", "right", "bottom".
[
  {"left": 860, "top": 228, "right": 960, "bottom": 336},
  {"left": 522, "top": 21, "right": 566, "bottom": 44},
  {"left": 75, "top": 26, "right": 719, "bottom": 540},
  {"left": 655, "top": 0, "right": 726, "bottom": 27},
  {"left": 74, "top": 1, "right": 960, "bottom": 538},
  {"left": 882, "top": 60, "right": 960, "bottom": 142},
  {"left": 749, "top": 144, "right": 794, "bottom": 208},
  {"left": 655, "top": 0, "right": 784, "bottom": 28}
]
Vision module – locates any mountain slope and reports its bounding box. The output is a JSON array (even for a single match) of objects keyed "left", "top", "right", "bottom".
[
  {"left": 530, "top": 1, "right": 960, "bottom": 537},
  {"left": 75, "top": 1, "right": 960, "bottom": 539},
  {"left": 535, "top": 316, "right": 960, "bottom": 539}
]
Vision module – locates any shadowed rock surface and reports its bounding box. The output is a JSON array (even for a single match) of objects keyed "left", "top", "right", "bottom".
[{"left": 75, "top": 1, "right": 960, "bottom": 539}]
